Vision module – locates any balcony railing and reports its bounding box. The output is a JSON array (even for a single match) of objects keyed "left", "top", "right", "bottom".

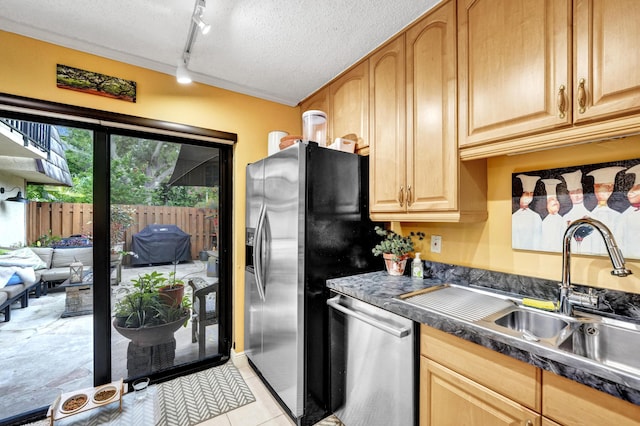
[{"left": 0, "top": 118, "right": 51, "bottom": 153}]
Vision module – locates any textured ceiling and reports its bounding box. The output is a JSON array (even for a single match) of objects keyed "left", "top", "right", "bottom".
[{"left": 0, "top": 0, "right": 440, "bottom": 106}]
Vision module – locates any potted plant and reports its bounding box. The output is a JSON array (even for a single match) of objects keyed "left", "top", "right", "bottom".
[
  {"left": 372, "top": 226, "right": 425, "bottom": 276},
  {"left": 113, "top": 271, "right": 190, "bottom": 346}
]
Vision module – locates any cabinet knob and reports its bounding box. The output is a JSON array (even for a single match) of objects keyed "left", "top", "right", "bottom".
[
  {"left": 525, "top": 420, "right": 533, "bottom": 426},
  {"left": 407, "top": 185, "right": 413, "bottom": 207},
  {"left": 398, "top": 185, "right": 404, "bottom": 207},
  {"left": 557, "top": 84, "right": 567, "bottom": 119},
  {"left": 577, "top": 78, "right": 587, "bottom": 114}
]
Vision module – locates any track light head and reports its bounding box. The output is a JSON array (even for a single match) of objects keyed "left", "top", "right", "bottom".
[
  {"left": 193, "top": 16, "right": 211, "bottom": 35},
  {"left": 193, "top": 0, "right": 211, "bottom": 35},
  {"left": 176, "top": 59, "right": 192, "bottom": 84}
]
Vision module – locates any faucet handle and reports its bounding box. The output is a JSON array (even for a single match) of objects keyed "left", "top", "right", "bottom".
[{"left": 569, "top": 287, "right": 602, "bottom": 310}]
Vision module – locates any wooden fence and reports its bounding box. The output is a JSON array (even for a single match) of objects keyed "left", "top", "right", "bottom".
[{"left": 26, "top": 202, "right": 218, "bottom": 259}]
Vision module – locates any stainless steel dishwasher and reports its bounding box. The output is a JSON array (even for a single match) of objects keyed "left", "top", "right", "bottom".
[{"left": 328, "top": 292, "right": 416, "bottom": 426}]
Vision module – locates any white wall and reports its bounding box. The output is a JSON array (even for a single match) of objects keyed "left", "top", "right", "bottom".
[{"left": 0, "top": 174, "right": 27, "bottom": 248}]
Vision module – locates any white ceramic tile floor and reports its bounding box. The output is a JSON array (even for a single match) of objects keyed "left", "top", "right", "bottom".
[{"left": 200, "top": 360, "right": 295, "bottom": 426}]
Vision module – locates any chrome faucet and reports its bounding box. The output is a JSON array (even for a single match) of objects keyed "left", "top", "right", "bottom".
[{"left": 559, "top": 218, "right": 632, "bottom": 316}]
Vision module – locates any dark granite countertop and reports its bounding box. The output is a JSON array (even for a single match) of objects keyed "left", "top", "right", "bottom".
[{"left": 326, "top": 262, "right": 640, "bottom": 407}]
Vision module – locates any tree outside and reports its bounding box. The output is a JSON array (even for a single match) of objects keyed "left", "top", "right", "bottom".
[{"left": 27, "top": 128, "right": 218, "bottom": 208}]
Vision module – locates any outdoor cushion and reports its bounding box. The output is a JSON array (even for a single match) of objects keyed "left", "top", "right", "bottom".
[
  {"left": 38, "top": 268, "right": 76, "bottom": 283},
  {"left": 0, "top": 247, "right": 47, "bottom": 270},
  {"left": 6, "top": 273, "right": 23, "bottom": 286},
  {"left": 30, "top": 247, "right": 54, "bottom": 269},
  {"left": 0, "top": 283, "right": 26, "bottom": 298},
  {"left": 51, "top": 247, "right": 93, "bottom": 268},
  {"left": 0, "top": 291, "right": 7, "bottom": 305}
]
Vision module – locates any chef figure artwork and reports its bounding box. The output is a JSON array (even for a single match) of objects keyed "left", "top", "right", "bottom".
[
  {"left": 512, "top": 159, "right": 640, "bottom": 259},
  {"left": 512, "top": 174, "right": 542, "bottom": 250},
  {"left": 540, "top": 179, "right": 565, "bottom": 252},
  {"left": 620, "top": 164, "right": 640, "bottom": 259}
]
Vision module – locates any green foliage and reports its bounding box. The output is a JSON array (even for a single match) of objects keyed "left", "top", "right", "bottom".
[
  {"left": 27, "top": 126, "right": 220, "bottom": 207},
  {"left": 372, "top": 226, "right": 425, "bottom": 261},
  {"left": 110, "top": 205, "right": 136, "bottom": 243},
  {"left": 30, "top": 231, "right": 61, "bottom": 247},
  {"left": 115, "top": 271, "right": 190, "bottom": 328}
]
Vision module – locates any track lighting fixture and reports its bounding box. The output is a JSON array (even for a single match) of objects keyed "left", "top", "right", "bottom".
[
  {"left": 0, "top": 187, "right": 29, "bottom": 203},
  {"left": 193, "top": 0, "right": 210, "bottom": 35},
  {"left": 176, "top": 0, "right": 211, "bottom": 84},
  {"left": 176, "top": 58, "right": 193, "bottom": 84}
]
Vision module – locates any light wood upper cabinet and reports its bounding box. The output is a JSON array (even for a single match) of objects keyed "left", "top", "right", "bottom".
[
  {"left": 299, "top": 88, "right": 328, "bottom": 121},
  {"left": 458, "top": 0, "right": 640, "bottom": 159},
  {"left": 458, "top": 0, "right": 572, "bottom": 148},
  {"left": 573, "top": 0, "right": 640, "bottom": 123},
  {"left": 300, "top": 63, "right": 368, "bottom": 151},
  {"left": 369, "top": 34, "right": 406, "bottom": 215},
  {"left": 370, "top": 0, "right": 487, "bottom": 222},
  {"left": 330, "top": 61, "right": 369, "bottom": 152}
]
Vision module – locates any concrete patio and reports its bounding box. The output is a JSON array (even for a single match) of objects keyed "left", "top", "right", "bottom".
[{"left": 0, "top": 260, "right": 219, "bottom": 421}]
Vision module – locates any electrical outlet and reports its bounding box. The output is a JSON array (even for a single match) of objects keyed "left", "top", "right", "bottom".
[{"left": 431, "top": 235, "right": 442, "bottom": 253}]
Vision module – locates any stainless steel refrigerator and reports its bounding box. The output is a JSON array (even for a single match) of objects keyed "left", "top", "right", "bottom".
[{"left": 244, "top": 141, "right": 380, "bottom": 425}]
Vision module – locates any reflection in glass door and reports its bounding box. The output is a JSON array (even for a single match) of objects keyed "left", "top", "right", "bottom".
[
  {"left": 0, "top": 119, "right": 94, "bottom": 422},
  {"left": 109, "top": 135, "right": 223, "bottom": 381}
]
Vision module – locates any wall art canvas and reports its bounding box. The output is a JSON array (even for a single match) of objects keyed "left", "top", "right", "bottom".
[
  {"left": 512, "top": 158, "right": 640, "bottom": 259},
  {"left": 56, "top": 64, "right": 137, "bottom": 102}
]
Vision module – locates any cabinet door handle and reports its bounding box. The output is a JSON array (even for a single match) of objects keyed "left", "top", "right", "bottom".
[
  {"left": 525, "top": 420, "right": 533, "bottom": 426},
  {"left": 577, "top": 78, "right": 587, "bottom": 114},
  {"left": 557, "top": 84, "right": 566, "bottom": 119},
  {"left": 407, "top": 185, "right": 413, "bottom": 206},
  {"left": 398, "top": 185, "right": 404, "bottom": 207}
]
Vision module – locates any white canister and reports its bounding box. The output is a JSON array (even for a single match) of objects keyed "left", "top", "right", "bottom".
[
  {"left": 302, "top": 110, "right": 327, "bottom": 146},
  {"left": 268, "top": 130, "right": 288, "bottom": 155}
]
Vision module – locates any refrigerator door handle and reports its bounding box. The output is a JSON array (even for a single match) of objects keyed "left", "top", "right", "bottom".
[
  {"left": 327, "top": 295, "right": 411, "bottom": 338},
  {"left": 254, "top": 204, "right": 267, "bottom": 301}
]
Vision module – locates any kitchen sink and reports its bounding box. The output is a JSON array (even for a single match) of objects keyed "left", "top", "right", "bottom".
[
  {"left": 494, "top": 309, "right": 571, "bottom": 339},
  {"left": 557, "top": 320, "right": 640, "bottom": 376},
  {"left": 479, "top": 306, "right": 577, "bottom": 345}
]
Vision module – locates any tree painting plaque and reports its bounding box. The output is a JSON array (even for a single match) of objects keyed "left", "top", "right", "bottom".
[
  {"left": 56, "top": 64, "right": 136, "bottom": 102},
  {"left": 512, "top": 158, "right": 640, "bottom": 259}
]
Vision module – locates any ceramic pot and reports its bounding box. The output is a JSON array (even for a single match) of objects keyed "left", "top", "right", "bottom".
[
  {"left": 383, "top": 253, "right": 409, "bottom": 276},
  {"left": 158, "top": 284, "right": 184, "bottom": 307},
  {"left": 112, "top": 313, "right": 188, "bottom": 346}
]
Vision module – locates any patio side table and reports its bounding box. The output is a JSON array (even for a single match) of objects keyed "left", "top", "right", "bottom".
[{"left": 60, "top": 272, "right": 94, "bottom": 318}]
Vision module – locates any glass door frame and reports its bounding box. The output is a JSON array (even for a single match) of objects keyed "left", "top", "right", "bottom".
[{"left": 0, "top": 92, "right": 236, "bottom": 423}]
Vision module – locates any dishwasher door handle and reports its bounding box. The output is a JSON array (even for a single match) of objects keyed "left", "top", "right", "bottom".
[{"left": 327, "top": 295, "right": 411, "bottom": 338}]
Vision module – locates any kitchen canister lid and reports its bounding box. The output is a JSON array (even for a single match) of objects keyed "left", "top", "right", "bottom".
[
  {"left": 302, "top": 110, "right": 327, "bottom": 121},
  {"left": 268, "top": 130, "right": 288, "bottom": 155}
]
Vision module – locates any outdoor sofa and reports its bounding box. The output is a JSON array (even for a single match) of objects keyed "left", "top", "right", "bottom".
[
  {"left": 30, "top": 246, "right": 93, "bottom": 293},
  {"left": 0, "top": 246, "right": 93, "bottom": 322}
]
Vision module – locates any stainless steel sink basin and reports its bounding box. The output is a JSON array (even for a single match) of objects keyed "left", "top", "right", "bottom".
[
  {"left": 494, "top": 309, "right": 571, "bottom": 339},
  {"left": 557, "top": 320, "right": 640, "bottom": 375},
  {"left": 480, "top": 306, "right": 577, "bottom": 345}
]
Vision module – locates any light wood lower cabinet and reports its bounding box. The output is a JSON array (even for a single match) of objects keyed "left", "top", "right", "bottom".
[
  {"left": 542, "top": 370, "right": 640, "bottom": 426},
  {"left": 421, "top": 357, "right": 541, "bottom": 426},
  {"left": 420, "top": 324, "right": 640, "bottom": 426}
]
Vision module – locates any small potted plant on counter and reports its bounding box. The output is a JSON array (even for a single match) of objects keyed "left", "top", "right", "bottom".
[{"left": 372, "top": 226, "right": 425, "bottom": 276}]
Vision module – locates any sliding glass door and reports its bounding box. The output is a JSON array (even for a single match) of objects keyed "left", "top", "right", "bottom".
[
  {"left": 109, "top": 133, "right": 225, "bottom": 381},
  {"left": 0, "top": 111, "right": 232, "bottom": 424}
]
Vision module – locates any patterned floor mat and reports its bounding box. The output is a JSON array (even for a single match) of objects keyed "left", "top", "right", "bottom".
[
  {"left": 26, "top": 362, "right": 254, "bottom": 426},
  {"left": 155, "top": 362, "right": 255, "bottom": 425}
]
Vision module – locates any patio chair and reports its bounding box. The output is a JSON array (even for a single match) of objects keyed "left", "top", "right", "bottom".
[{"left": 188, "top": 277, "right": 219, "bottom": 358}]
